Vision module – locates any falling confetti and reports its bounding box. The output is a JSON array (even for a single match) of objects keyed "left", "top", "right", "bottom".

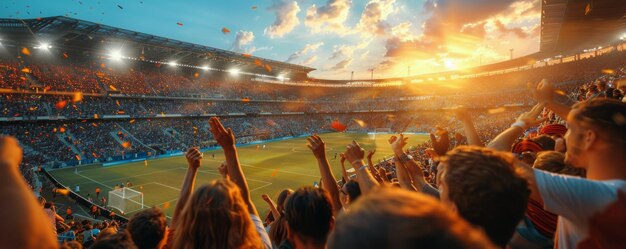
[
  {"left": 72, "top": 92, "right": 83, "bottom": 102},
  {"left": 59, "top": 127, "right": 66, "bottom": 133},
  {"left": 20, "top": 68, "right": 31, "bottom": 73},
  {"left": 162, "top": 201, "right": 171, "bottom": 209},
  {"left": 352, "top": 118, "right": 366, "bottom": 127},
  {"left": 242, "top": 53, "right": 252, "bottom": 58},
  {"left": 254, "top": 59, "right": 263, "bottom": 67},
  {"left": 55, "top": 188, "right": 70, "bottom": 196},
  {"left": 264, "top": 64, "right": 272, "bottom": 72},
  {"left": 221, "top": 27, "right": 231, "bottom": 34},
  {"left": 94, "top": 114, "right": 99, "bottom": 119},
  {"left": 331, "top": 120, "right": 347, "bottom": 132},
  {"left": 554, "top": 89, "right": 566, "bottom": 96},
  {"left": 121, "top": 141, "right": 131, "bottom": 148},
  {"left": 55, "top": 100, "right": 68, "bottom": 110},
  {"left": 75, "top": 155, "right": 81, "bottom": 161},
  {"left": 91, "top": 123, "right": 98, "bottom": 127},
  {"left": 129, "top": 119, "right": 136, "bottom": 124},
  {"left": 176, "top": 22, "right": 183, "bottom": 26},
  {"left": 193, "top": 72, "right": 199, "bottom": 78},
  {"left": 117, "top": 4, "right": 123, "bottom": 9},
  {"left": 115, "top": 100, "right": 121, "bottom": 106},
  {"left": 242, "top": 98, "right": 250, "bottom": 103},
  {"left": 109, "top": 85, "right": 118, "bottom": 91},
  {"left": 21, "top": 47, "right": 31, "bottom": 56},
  {"left": 602, "top": 69, "right": 615, "bottom": 74},
  {"left": 271, "top": 168, "right": 279, "bottom": 177},
  {"left": 100, "top": 63, "right": 106, "bottom": 68},
  {"left": 488, "top": 107, "right": 506, "bottom": 114},
  {"left": 585, "top": 3, "right": 591, "bottom": 15},
  {"left": 63, "top": 52, "right": 69, "bottom": 58}
]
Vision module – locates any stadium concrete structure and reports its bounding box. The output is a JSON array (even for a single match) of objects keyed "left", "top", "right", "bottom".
[{"left": 1, "top": 0, "right": 626, "bottom": 219}]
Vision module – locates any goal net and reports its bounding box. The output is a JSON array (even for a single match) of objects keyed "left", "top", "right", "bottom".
[
  {"left": 108, "top": 187, "right": 144, "bottom": 214},
  {"left": 369, "top": 128, "right": 392, "bottom": 140}
]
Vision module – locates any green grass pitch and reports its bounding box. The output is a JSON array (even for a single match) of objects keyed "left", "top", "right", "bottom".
[{"left": 49, "top": 132, "right": 429, "bottom": 219}]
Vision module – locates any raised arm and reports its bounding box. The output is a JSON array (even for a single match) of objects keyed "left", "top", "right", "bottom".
[
  {"left": 171, "top": 147, "right": 201, "bottom": 228},
  {"left": 344, "top": 140, "right": 378, "bottom": 194},
  {"left": 0, "top": 136, "right": 57, "bottom": 249},
  {"left": 366, "top": 149, "right": 384, "bottom": 182},
  {"left": 339, "top": 153, "right": 350, "bottom": 182},
  {"left": 307, "top": 135, "right": 343, "bottom": 214},
  {"left": 209, "top": 117, "right": 259, "bottom": 217},
  {"left": 530, "top": 79, "right": 574, "bottom": 119},
  {"left": 487, "top": 103, "right": 546, "bottom": 151},
  {"left": 261, "top": 194, "right": 281, "bottom": 220},
  {"left": 454, "top": 108, "right": 483, "bottom": 146}
]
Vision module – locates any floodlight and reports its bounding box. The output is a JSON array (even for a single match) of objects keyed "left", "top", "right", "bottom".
[
  {"left": 228, "top": 68, "right": 240, "bottom": 75},
  {"left": 110, "top": 50, "right": 123, "bottom": 61},
  {"left": 201, "top": 66, "right": 209, "bottom": 70},
  {"left": 277, "top": 75, "right": 285, "bottom": 81}
]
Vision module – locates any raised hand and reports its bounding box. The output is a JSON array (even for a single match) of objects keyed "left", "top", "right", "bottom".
[
  {"left": 529, "top": 79, "right": 554, "bottom": 104},
  {"left": 430, "top": 127, "right": 450, "bottom": 156},
  {"left": 0, "top": 136, "right": 23, "bottom": 168},
  {"left": 185, "top": 147, "right": 203, "bottom": 169},
  {"left": 344, "top": 140, "right": 365, "bottom": 170},
  {"left": 340, "top": 153, "right": 346, "bottom": 165},
  {"left": 208, "top": 117, "right": 235, "bottom": 149},
  {"left": 217, "top": 161, "right": 228, "bottom": 178},
  {"left": 453, "top": 107, "right": 471, "bottom": 122},
  {"left": 306, "top": 135, "right": 326, "bottom": 160},
  {"left": 389, "top": 134, "right": 408, "bottom": 155},
  {"left": 261, "top": 194, "right": 272, "bottom": 203},
  {"left": 515, "top": 103, "right": 547, "bottom": 130},
  {"left": 367, "top": 149, "right": 376, "bottom": 161}
]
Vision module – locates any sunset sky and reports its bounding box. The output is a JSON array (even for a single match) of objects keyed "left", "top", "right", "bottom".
[{"left": 1, "top": 0, "right": 541, "bottom": 79}]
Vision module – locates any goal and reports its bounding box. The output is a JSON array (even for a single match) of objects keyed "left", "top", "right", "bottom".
[
  {"left": 369, "top": 127, "right": 392, "bottom": 140},
  {"left": 108, "top": 187, "right": 144, "bottom": 214}
]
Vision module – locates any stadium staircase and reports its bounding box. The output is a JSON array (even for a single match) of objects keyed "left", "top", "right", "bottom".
[
  {"left": 112, "top": 124, "right": 158, "bottom": 155},
  {"left": 57, "top": 132, "right": 85, "bottom": 160}
]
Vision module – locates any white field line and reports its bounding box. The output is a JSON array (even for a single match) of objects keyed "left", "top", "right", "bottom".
[
  {"left": 73, "top": 167, "right": 185, "bottom": 186},
  {"left": 203, "top": 159, "right": 320, "bottom": 178}
]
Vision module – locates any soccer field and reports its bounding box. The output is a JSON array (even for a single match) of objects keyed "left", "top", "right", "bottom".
[{"left": 49, "top": 132, "right": 429, "bottom": 219}]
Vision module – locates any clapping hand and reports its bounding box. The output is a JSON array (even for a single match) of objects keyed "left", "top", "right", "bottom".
[{"left": 209, "top": 117, "right": 235, "bottom": 149}]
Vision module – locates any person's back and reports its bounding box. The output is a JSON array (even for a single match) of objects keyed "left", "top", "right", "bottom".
[{"left": 328, "top": 188, "right": 496, "bottom": 249}]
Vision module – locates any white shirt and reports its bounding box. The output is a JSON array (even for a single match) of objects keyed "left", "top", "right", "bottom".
[
  {"left": 250, "top": 214, "right": 273, "bottom": 249},
  {"left": 534, "top": 169, "right": 626, "bottom": 249}
]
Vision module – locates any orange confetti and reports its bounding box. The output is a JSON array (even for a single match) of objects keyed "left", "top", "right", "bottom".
[
  {"left": 117, "top": 110, "right": 125, "bottom": 115},
  {"left": 109, "top": 85, "right": 118, "bottom": 91},
  {"left": 63, "top": 52, "right": 69, "bottom": 59},
  {"left": 254, "top": 59, "right": 263, "bottom": 67},
  {"left": 242, "top": 53, "right": 252, "bottom": 58},
  {"left": 162, "top": 201, "right": 171, "bottom": 209},
  {"left": 59, "top": 127, "right": 66, "bottom": 133},
  {"left": 176, "top": 22, "right": 183, "bottom": 26},
  {"left": 72, "top": 92, "right": 83, "bottom": 102},
  {"left": 94, "top": 114, "right": 99, "bottom": 119},
  {"left": 585, "top": 3, "right": 591, "bottom": 15},
  {"left": 55, "top": 188, "right": 70, "bottom": 196},
  {"left": 55, "top": 100, "right": 68, "bottom": 110},
  {"left": 21, "top": 68, "right": 31, "bottom": 73},
  {"left": 75, "top": 155, "right": 81, "bottom": 161},
  {"left": 331, "top": 120, "right": 347, "bottom": 132},
  {"left": 52, "top": 127, "right": 58, "bottom": 133},
  {"left": 193, "top": 72, "right": 199, "bottom": 78},
  {"left": 242, "top": 97, "right": 250, "bottom": 103},
  {"left": 92, "top": 152, "right": 98, "bottom": 158},
  {"left": 488, "top": 107, "right": 506, "bottom": 114},
  {"left": 115, "top": 100, "right": 120, "bottom": 106},
  {"left": 129, "top": 119, "right": 136, "bottom": 124},
  {"left": 602, "top": 69, "right": 615, "bottom": 74},
  {"left": 554, "top": 89, "right": 566, "bottom": 96},
  {"left": 264, "top": 64, "right": 272, "bottom": 72},
  {"left": 21, "top": 47, "right": 31, "bottom": 56},
  {"left": 100, "top": 63, "right": 106, "bottom": 68},
  {"left": 352, "top": 119, "right": 366, "bottom": 128},
  {"left": 121, "top": 141, "right": 131, "bottom": 148},
  {"left": 221, "top": 27, "right": 231, "bottom": 34},
  {"left": 91, "top": 123, "right": 98, "bottom": 127},
  {"left": 271, "top": 168, "right": 279, "bottom": 177}
]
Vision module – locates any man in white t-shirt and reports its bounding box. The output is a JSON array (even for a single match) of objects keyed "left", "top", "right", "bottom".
[
  {"left": 43, "top": 202, "right": 64, "bottom": 235},
  {"left": 516, "top": 95, "right": 626, "bottom": 248}
]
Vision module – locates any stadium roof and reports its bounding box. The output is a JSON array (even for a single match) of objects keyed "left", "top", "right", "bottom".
[
  {"left": 541, "top": 0, "right": 626, "bottom": 53},
  {"left": 0, "top": 16, "right": 315, "bottom": 78}
]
